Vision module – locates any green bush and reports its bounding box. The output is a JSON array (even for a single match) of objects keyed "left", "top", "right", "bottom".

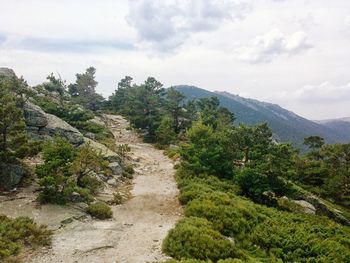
[
  {"left": 124, "top": 164, "right": 134, "bottom": 175},
  {"left": 122, "top": 164, "right": 135, "bottom": 179},
  {"left": 113, "top": 192, "right": 123, "bottom": 205},
  {"left": 185, "top": 192, "right": 262, "bottom": 239},
  {"left": 162, "top": 217, "right": 242, "bottom": 262},
  {"left": 235, "top": 168, "right": 292, "bottom": 205},
  {"left": 86, "top": 202, "right": 113, "bottom": 219},
  {"left": 36, "top": 137, "right": 105, "bottom": 204},
  {"left": 0, "top": 215, "right": 51, "bottom": 261},
  {"left": 250, "top": 212, "right": 350, "bottom": 262},
  {"left": 36, "top": 137, "right": 77, "bottom": 204},
  {"left": 79, "top": 175, "right": 102, "bottom": 195}
]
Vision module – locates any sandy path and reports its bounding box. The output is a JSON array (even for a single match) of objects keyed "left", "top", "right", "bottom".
[{"left": 1, "top": 115, "right": 182, "bottom": 263}]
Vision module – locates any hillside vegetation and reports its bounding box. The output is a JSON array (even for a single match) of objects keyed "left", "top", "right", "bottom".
[
  {"left": 174, "top": 85, "right": 350, "bottom": 150},
  {"left": 1, "top": 68, "right": 350, "bottom": 262},
  {"left": 107, "top": 77, "right": 350, "bottom": 262}
]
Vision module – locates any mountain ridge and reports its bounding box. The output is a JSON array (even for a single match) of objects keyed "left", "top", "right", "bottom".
[{"left": 174, "top": 85, "right": 350, "bottom": 149}]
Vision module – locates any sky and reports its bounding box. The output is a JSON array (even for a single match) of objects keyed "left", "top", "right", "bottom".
[{"left": 0, "top": 0, "right": 349, "bottom": 120}]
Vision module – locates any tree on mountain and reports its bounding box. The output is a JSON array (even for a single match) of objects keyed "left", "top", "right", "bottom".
[
  {"left": 304, "top": 136, "right": 325, "bottom": 151},
  {"left": 197, "top": 97, "right": 234, "bottom": 130},
  {"left": 68, "top": 67, "right": 104, "bottom": 111},
  {"left": 3, "top": 75, "right": 34, "bottom": 109},
  {"left": 180, "top": 121, "right": 236, "bottom": 179},
  {"left": 109, "top": 76, "right": 133, "bottom": 112},
  {"left": 230, "top": 123, "right": 272, "bottom": 165},
  {"left": 164, "top": 87, "right": 186, "bottom": 134},
  {"left": 155, "top": 115, "right": 177, "bottom": 147},
  {"left": 122, "top": 77, "right": 165, "bottom": 141},
  {"left": 0, "top": 82, "right": 27, "bottom": 162}
]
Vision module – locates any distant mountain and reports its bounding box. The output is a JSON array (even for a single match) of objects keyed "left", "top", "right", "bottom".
[
  {"left": 314, "top": 117, "right": 350, "bottom": 141},
  {"left": 175, "top": 85, "right": 350, "bottom": 149}
]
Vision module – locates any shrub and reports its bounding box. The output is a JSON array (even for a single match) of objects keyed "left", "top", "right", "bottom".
[
  {"left": 179, "top": 182, "right": 213, "bottom": 205},
  {"left": 162, "top": 217, "right": 242, "bottom": 262},
  {"left": 36, "top": 138, "right": 105, "bottom": 204},
  {"left": 113, "top": 192, "right": 123, "bottom": 205},
  {"left": 86, "top": 202, "right": 113, "bottom": 219},
  {"left": 250, "top": 212, "right": 350, "bottom": 262},
  {"left": 122, "top": 164, "right": 135, "bottom": 179},
  {"left": 124, "top": 164, "right": 134, "bottom": 175},
  {"left": 235, "top": 168, "right": 291, "bottom": 205},
  {"left": 79, "top": 175, "right": 102, "bottom": 195},
  {"left": 36, "top": 137, "right": 76, "bottom": 204},
  {"left": 0, "top": 215, "right": 51, "bottom": 261},
  {"left": 185, "top": 192, "right": 262, "bottom": 239},
  {"left": 116, "top": 144, "right": 131, "bottom": 159}
]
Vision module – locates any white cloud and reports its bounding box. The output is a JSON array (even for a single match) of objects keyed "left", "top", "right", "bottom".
[
  {"left": 236, "top": 29, "right": 312, "bottom": 63},
  {"left": 126, "top": 0, "right": 250, "bottom": 52},
  {"left": 294, "top": 82, "right": 350, "bottom": 104},
  {"left": 267, "top": 81, "right": 350, "bottom": 105}
]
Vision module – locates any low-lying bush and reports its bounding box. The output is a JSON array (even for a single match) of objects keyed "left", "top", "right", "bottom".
[
  {"left": 165, "top": 165, "right": 350, "bottom": 262},
  {"left": 185, "top": 193, "right": 263, "bottom": 239},
  {"left": 250, "top": 212, "right": 350, "bottom": 262},
  {"left": 162, "top": 217, "right": 243, "bottom": 262},
  {"left": 0, "top": 215, "right": 51, "bottom": 261},
  {"left": 113, "top": 192, "right": 123, "bottom": 205},
  {"left": 86, "top": 202, "right": 113, "bottom": 219}
]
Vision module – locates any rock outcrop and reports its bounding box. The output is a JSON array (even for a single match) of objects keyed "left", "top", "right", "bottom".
[
  {"left": 84, "top": 138, "right": 121, "bottom": 162},
  {"left": 24, "top": 102, "right": 84, "bottom": 145},
  {"left": 0, "top": 67, "right": 16, "bottom": 78},
  {"left": 0, "top": 163, "right": 27, "bottom": 191},
  {"left": 292, "top": 200, "right": 316, "bottom": 214}
]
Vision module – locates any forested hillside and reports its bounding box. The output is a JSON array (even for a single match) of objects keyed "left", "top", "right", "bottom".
[{"left": 175, "top": 85, "right": 350, "bottom": 150}]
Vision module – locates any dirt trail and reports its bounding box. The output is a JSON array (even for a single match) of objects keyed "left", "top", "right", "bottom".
[{"left": 0, "top": 114, "right": 182, "bottom": 263}]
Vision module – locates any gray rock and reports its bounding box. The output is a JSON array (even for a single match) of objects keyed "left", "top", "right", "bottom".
[
  {"left": 297, "top": 193, "right": 350, "bottom": 226},
  {"left": 42, "top": 113, "right": 84, "bottom": 145},
  {"left": 88, "top": 116, "right": 105, "bottom": 126},
  {"left": 226, "top": 237, "right": 235, "bottom": 245},
  {"left": 84, "top": 132, "right": 96, "bottom": 140},
  {"left": 23, "top": 103, "right": 48, "bottom": 127},
  {"left": 75, "top": 202, "right": 89, "bottom": 210},
  {"left": 292, "top": 200, "right": 316, "bottom": 214},
  {"left": 108, "top": 162, "right": 123, "bottom": 175},
  {"left": 84, "top": 138, "right": 121, "bottom": 162},
  {"left": 169, "top": 144, "right": 179, "bottom": 150},
  {"left": 107, "top": 178, "right": 118, "bottom": 186},
  {"left": 0, "top": 68, "right": 16, "bottom": 79},
  {"left": 70, "top": 192, "right": 84, "bottom": 203},
  {"left": 23, "top": 102, "right": 84, "bottom": 145},
  {"left": 0, "top": 163, "right": 27, "bottom": 191},
  {"left": 61, "top": 217, "right": 74, "bottom": 225}
]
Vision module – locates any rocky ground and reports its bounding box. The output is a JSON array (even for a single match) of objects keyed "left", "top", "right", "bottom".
[{"left": 0, "top": 114, "right": 183, "bottom": 263}]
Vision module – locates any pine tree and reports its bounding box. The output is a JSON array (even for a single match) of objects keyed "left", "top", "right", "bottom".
[
  {"left": 69, "top": 67, "right": 104, "bottom": 111},
  {"left": 0, "top": 81, "right": 27, "bottom": 162},
  {"left": 165, "top": 87, "right": 185, "bottom": 134}
]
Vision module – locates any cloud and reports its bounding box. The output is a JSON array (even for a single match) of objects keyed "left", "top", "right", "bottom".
[
  {"left": 268, "top": 81, "right": 350, "bottom": 105},
  {"left": 0, "top": 33, "right": 135, "bottom": 53},
  {"left": 236, "top": 29, "right": 313, "bottom": 63},
  {"left": 126, "top": 0, "right": 251, "bottom": 52},
  {"left": 0, "top": 34, "right": 6, "bottom": 46},
  {"left": 294, "top": 82, "right": 350, "bottom": 104}
]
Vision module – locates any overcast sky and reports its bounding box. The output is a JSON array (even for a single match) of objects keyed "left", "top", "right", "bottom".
[{"left": 0, "top": 0, "right": 349, "bottom": 120}]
